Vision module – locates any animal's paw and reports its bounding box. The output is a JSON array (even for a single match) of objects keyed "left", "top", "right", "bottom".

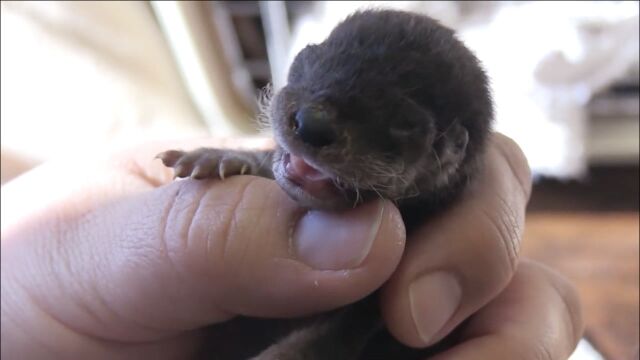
[{"left": 156, "top": 148, "right": 259, "bottom": 180}]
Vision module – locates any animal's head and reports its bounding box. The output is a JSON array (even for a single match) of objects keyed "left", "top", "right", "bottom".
[{"left": 268, "top": 9, "right": 493, "bottom": 210}]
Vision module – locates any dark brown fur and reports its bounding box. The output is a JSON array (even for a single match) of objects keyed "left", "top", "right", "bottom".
[{"left": 158, "top": 9, "right": 493, "bottom": 359}]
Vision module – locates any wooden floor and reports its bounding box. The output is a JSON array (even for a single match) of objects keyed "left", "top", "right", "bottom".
[
  {"left": 523, "top": 165, "right": 639, "bottom": 360},
  {"left": 522, "top": 212, "right": 639, "bottom": 360}
]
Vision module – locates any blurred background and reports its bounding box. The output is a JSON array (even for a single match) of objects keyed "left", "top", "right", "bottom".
[{"left": 1, "top": 1, "right": 638, "bottom": 359}]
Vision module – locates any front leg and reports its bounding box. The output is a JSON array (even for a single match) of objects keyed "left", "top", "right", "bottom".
[{"left": 157, "top": 148, "right": 275, "bottom": 180}]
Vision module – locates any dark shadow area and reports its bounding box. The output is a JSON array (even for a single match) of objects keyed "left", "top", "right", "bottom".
[{"left": 528, "top": 165, "right": 639, "bottom": 213}]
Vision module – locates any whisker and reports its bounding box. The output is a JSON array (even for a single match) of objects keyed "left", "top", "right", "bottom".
[
  {"left": 256, "top": 83, "right": 274, "bottom": 133},
  {"left": 370, "top": 185, "right": 384, "bottom": 200},
  {"left": 353, "top": 187, "right": 361, "bottom": 208},
  {"left": 432, "top": 151, "right": 443, "bottom": 174},
  {"left": 434, "top": 117, "right": 460, "bottom": 142}
]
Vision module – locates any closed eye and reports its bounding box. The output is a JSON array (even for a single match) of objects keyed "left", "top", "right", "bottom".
[{"left": 389, "top": 119, "right": 418, "bottom": 138}]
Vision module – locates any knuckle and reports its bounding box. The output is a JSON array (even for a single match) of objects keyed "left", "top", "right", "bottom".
[
  {"left": 479, "top": 197, "right": 523, "bottom": 277},
  {"left": 203, "top": 179, "right": 254, "bottom": 272},
  {"left": 160, "top": 184, "right": 198, "bottom": 259},
  {"left": 491, "top": 132, "right": 532, "bottom": 200},
  {"left": 159, "top": 181, "right": 233, "bottom": 275},
  {"left": 531, "top": 343, "right": 556, "bottom": 360},
  {"left": 496, "top": 193, "right": 525, "bottom": 256}
]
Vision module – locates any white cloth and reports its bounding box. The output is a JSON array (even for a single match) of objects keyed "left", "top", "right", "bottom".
[{"left": 285, "top": 1, "right": 640, "bottom": 179}]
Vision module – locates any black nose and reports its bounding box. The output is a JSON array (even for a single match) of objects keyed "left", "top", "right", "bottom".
[{"left": 292, "top": 107, "right": 337, "bottom": 147}]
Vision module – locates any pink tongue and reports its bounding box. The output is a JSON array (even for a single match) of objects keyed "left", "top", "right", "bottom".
[{"left": 288, "top": 154, "right": 331, "bottom": 181}]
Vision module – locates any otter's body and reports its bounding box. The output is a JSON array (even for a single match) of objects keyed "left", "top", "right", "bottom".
[{"left": 159, "top": 9, "right": 493, "bottom": 359}]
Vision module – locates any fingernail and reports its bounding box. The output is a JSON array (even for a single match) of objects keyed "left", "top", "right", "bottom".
[
  {"left": 293, "top": 200, "right": 385, "bottom": 270},
  {"left": 409, "top": 272, "right": 462, "bottom": 345}
]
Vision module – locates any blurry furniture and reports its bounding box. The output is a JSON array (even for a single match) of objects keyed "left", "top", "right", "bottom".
[
  {"left": 587, "top": 77, "right": 640, "bottom": 166},
  {"left": 0, "top": 1, "right": 211, "bottom": 184},
  {"left": 151, "top": 1, "right": 256, "bottom": 135}
]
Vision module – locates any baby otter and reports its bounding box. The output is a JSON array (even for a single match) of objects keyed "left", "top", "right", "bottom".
[{"left": 158, "top": 9, "right": 493, "bottom": 359}]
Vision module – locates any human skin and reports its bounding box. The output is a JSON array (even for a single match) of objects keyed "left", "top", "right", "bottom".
[{"left": 1, "top": 134, "right": 583, "bottom": 359}]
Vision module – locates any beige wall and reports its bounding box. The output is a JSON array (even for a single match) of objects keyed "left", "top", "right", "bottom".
[{"left": 1, "top": 1, "right": 254, "bottom": 184}]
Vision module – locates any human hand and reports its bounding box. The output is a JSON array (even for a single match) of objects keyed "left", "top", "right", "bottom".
[
  {"left": 1, "top": 136, "right": 406, "bottom": 359},
  {"left": 0, "top": 134, "right": 582, "bottom": 359},
  {"left": 424, "top": 259, "right": 584, "bottom": 359},
  {"left": 379, "top": 133, "right": 584, "bottom": 358}
]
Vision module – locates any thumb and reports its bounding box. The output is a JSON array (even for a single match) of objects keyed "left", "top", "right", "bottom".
[
  {"left": 154, "top": 176, "right": 406, "bottom": 319},
  {"left": 1, "top": 173, "right": 405, "bottom": 345}
]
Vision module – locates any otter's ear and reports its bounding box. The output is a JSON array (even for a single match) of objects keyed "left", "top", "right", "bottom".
[{"left": 437, "top": 122, "right": 469, "bottom": 167}]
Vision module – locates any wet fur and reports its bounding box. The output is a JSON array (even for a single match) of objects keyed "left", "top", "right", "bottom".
[{"left": 159, "top": 9, "right": 493, "bottom": 359}]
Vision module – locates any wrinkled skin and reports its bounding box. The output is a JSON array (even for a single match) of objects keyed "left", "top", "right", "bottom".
[{"left": 158, "top": 8, "right": 496, "bottom": 360}]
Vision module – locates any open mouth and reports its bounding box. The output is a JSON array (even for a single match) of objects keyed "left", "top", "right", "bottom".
[{"left": 282, "top": 152, "right": 343, "bottom": 199}]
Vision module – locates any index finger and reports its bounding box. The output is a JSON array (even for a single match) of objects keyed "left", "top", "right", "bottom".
[
  {"left": 431, "top": 260, "right": 584, "bottom": 360},
  {"left": 380, "top": 133, "right": 533, "bottom": 348}
]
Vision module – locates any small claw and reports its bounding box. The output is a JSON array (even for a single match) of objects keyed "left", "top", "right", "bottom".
[
  {"left": 174, "top": 164, "right": 189, "bottom": 178},
  {"left": 219, "top": 163, "right": 226, "bottom": 180},
  {"left": 240, "top": 164, "right": 248, "bottom": 175},
  {"left": 191, "top": 165, "right": 207, "bottom": 179},
  {"left": 156, "top": 150, "right": 184, "bottom": 167}
]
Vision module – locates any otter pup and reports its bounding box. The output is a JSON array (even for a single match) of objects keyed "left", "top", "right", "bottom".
[{"left": 158, "top": 9, "right": 493, "bottom": 359}]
